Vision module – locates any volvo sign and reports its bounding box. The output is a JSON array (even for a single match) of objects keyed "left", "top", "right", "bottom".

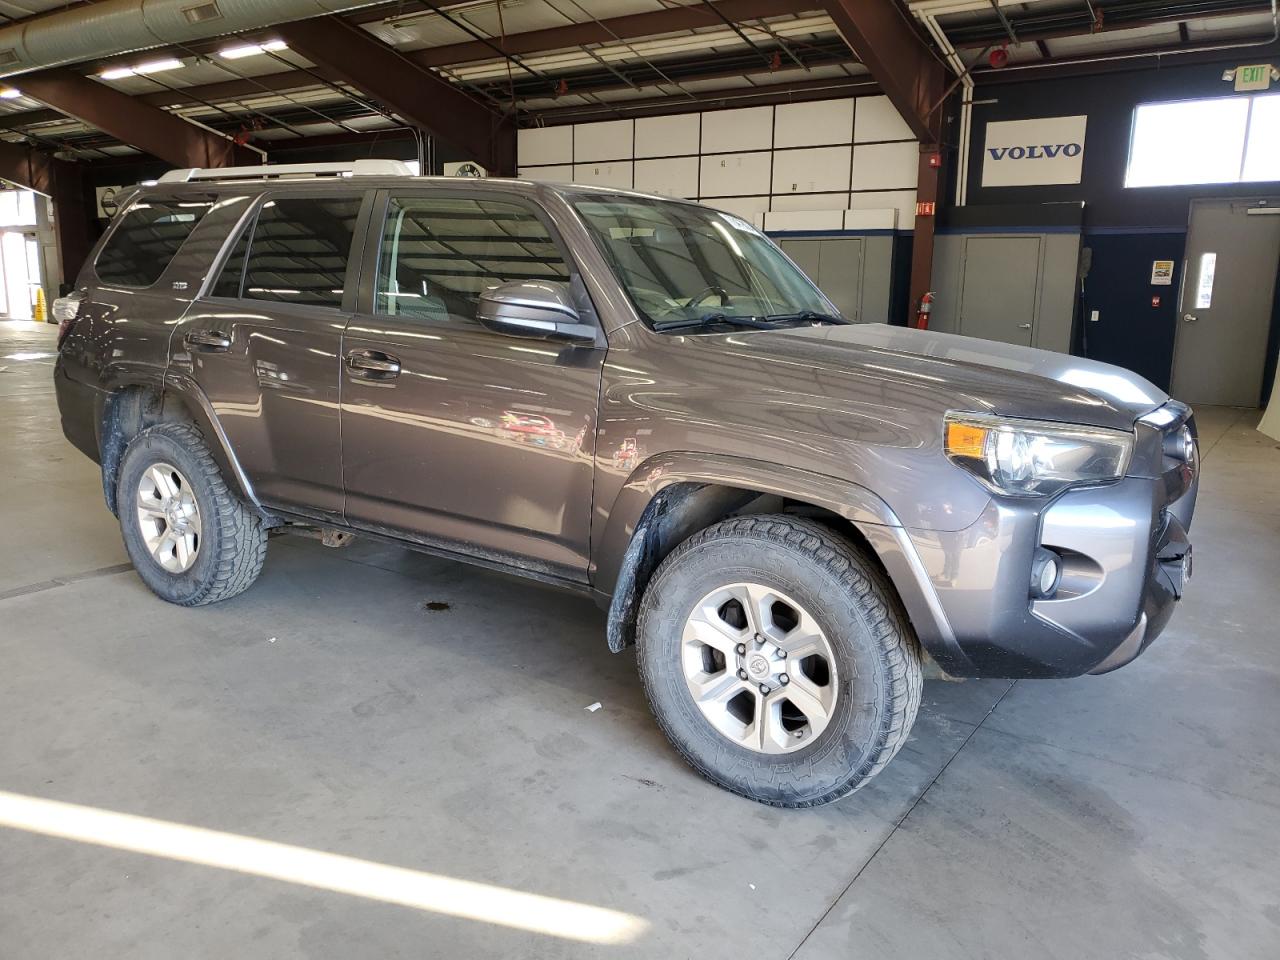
[{"left": 981, "top": 115, "right": 1087, "bottom": 187}]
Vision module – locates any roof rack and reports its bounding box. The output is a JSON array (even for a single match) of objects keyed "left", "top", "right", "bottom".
[{"left": 157, "top": 159, "right": 414, "bottom": 184}]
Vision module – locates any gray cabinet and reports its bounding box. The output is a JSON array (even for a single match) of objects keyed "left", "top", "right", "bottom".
[{"left": 777, "top": 235, "right": 894, "bottom": 323}]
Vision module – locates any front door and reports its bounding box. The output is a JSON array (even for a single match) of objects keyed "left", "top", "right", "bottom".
[
  {"left": 1171, "top": 198, "right": 1280, "bottom": 407},
  {"left": 340, "top": 190, "right": 604, "bottom": 581},
  {"left": 959, "top": 235, "right": 1042, "bottom": 346}
]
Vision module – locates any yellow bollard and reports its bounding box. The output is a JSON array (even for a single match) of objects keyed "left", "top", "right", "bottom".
[{"left": 34, "top": 287, "right": 47, "bottom": 323}]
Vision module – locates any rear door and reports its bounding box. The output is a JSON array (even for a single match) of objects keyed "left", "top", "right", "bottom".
[
  {"left": 67, "top": 191, "right": 228, "bottom": 388},
  {"left": 174, "top": 188, "right": 371, "bottom": 521},
  {"left": 339, "top": 189, "right": 605, "bottom": 580}
]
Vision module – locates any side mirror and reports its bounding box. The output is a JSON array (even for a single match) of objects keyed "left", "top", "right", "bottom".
[{"left": 477, "top": 280, "right": 596, "bottom": 343}]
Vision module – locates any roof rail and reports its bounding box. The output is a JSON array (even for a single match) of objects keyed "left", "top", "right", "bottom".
[{"left": 157, "top": 159, "right": 414, "bottom": 184}]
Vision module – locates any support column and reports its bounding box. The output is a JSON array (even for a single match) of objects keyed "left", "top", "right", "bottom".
[
  {"left": 909, "top": 145, "right": 941, "bottom": 329},
  {"left": 0, "top": 140, "right": 96, "bottom": 291}
]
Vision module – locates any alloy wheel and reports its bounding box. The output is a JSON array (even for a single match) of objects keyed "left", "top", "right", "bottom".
[
  {"left": 135, "top": 462, "right": 202, "bottom": 574},
  {"left": 681, "top": 582, "right": 839, "bottom": 754}
]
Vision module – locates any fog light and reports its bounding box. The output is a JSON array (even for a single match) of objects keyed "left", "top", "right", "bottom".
[{"left": 1031, "top": 548, "right": 1062, "bottom": 599}]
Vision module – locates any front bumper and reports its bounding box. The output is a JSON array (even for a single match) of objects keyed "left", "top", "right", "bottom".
[{"left": 900, "top": 403, "right": 1198, "bottom": 679}]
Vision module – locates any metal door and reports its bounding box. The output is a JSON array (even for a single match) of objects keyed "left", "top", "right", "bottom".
[
  {"left": 339, "top": 190, "right": 604, "bottom": 582},
  {"left": 1171, "top": 199, "right": 1280, "bottom": 407},
  {"left": 958, "top": 235, "right": 1042, "bottom": 346},
  {"left": 173, "top": 189, "right": 368, "bottom": 521}
]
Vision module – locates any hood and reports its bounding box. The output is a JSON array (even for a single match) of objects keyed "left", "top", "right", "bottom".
[{"left": 688, "top": 323, "right": 1168, "bottom": 432}]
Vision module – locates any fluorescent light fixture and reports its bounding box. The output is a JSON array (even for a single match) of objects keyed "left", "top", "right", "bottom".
[
  {"left": 99, "top": 66, "right": 135, "bottom": 80},
  {"left": 0, "top": 88, "right": 20, "bottom": 99},
  {"left": 134, "top": 57, "right": 184, "bottom": 75},
  {"left": 219, "top": 39, "right": 288, "bottom": 59}
]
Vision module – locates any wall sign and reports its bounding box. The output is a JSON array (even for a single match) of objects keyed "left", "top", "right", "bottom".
[
  {"left": 981, "top": 115, "right": 1087, "bottom": 187},
  {"left": 1234, "top": 64, "right": 1273, "bottom": 92},
  {"left": 95, "top": 185, "right": 128, "bottom": 219},
  {"left": 1151, "top": 260, "right": 1174, "bottom": 285}
]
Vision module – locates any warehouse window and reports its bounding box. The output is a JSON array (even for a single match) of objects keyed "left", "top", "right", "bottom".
[{"left": 1126, "top": 93, "right": 1280, "bottom": 187}]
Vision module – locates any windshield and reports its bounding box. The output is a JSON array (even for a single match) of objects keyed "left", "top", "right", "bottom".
[{"left": 572, "top": 195, "right": 836, "bottom": 330}]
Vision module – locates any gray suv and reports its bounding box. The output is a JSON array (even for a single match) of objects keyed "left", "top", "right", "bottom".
[{"left": 54, "top": 161, "right": 1198, "bottom": 807}]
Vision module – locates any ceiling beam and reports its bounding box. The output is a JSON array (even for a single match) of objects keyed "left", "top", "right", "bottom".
[
  {"left": 948, "top": 0, "right": 1271, "bottom": 48},
  {"left": 276, "top": 15, "right": 515, "bottom": 173},
  {"left": 821, "top": 0, "right": 947, "bottom": 142},
  {"left": 520, "top": 75, "right": 879, "bottom": 126},
  {"left": 12, "top": 68, "right": 255, "bottom": 167},
  {"left": 973, "top": 35, "right": 1280, "bottom": 82}
]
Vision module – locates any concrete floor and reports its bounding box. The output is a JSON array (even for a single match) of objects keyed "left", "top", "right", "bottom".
[{"left": 1, "top": 317, "right": 1278, "bottom": 959}]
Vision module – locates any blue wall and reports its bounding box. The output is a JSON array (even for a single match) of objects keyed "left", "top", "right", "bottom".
[
  {"left": 950, "top": 56, "right": 1280, "bottom": 398},
  {"left": 1078, "top": 230, "right": 1186, "bottom": 391}
]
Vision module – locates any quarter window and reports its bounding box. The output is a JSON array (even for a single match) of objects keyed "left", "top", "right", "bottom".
[
  {"left": 238, "top": 195, "right": 362, "bottom": 308},
  {"left": 96, "top": 197, "right": 214, "bottom": 287},
  {"left": 374, "top": 196, "right": 570, "bottom": 322}
]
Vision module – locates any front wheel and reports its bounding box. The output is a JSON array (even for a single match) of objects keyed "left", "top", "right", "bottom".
[
  {"left": 636, "top": 515, "right": 922, "bottom": 807},
  {"left": 117, "top": 421, "right": 267, "bottom": 606}
]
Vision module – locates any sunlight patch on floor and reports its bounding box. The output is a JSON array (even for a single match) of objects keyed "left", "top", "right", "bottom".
[{"left": 0, "top": 790, "right": 648, "bottom": 945}]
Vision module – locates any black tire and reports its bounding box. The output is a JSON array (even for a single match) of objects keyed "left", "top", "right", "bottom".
[
  {"left": 636, "top": 514, "right": 922, "bottom": 807},
  {"left": 117, "top": 421, "right": 267, "bottom": 606}
]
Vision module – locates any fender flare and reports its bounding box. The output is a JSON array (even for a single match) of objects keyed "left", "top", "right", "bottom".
[
  {"left": 160, "top": 370, "right": 267, "bottom": 516},
  {"left": 594, "top": 451, "right": 968, "bottom": 672}
]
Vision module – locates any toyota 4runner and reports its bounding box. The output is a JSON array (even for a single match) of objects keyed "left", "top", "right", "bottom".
[{"left": 54, "top": 160, "right": 1198, "bottom": 807}]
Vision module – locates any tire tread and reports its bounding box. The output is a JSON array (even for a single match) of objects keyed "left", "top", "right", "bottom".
[{"left": 636, "top": 514, "right": 923, "bottom": 807}]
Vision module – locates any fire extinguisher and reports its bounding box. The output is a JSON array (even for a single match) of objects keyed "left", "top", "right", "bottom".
[{"left": 916, "top": 291, "right": 935, "bottom": 329}]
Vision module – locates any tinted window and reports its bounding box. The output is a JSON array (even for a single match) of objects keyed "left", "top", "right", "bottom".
[
  {"left": 242, "top": 196, "right": 361, "bottom": 308},
  {"left": 375, "top": 196, "right": 569, "bottom": 322},
  {"left": 573, "top": 196, "right": 829, "bottom": 328},
  {"left": 96, "top": 197, "right": 214, "bottom": 287}
]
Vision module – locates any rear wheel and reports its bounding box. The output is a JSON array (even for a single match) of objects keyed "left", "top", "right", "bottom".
[
  {"left": 636, "top": 514, "right": 922, "bottom": 807},
  {"left": 117, "top": 421, "right": 267, "bottom": 605}
]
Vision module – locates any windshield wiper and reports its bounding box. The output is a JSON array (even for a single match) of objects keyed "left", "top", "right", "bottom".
[
  {"left": 651, "top": 312, "right": 778, "bottom": 333},
  {"left": 763, "top": 310, "right": 850, "bottom": 325}
]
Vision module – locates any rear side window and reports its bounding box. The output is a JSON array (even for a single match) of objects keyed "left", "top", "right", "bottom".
[
  {"left": 234, "top": 195, "right": 362, "bottom": 309},
  {"left": 95, "top": 197, "right": 214, "bottom": 287}
]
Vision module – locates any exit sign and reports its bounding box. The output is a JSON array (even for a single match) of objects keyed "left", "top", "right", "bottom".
[{"left": 1235, "top": 64, "right": 1272, "bottom": 91}]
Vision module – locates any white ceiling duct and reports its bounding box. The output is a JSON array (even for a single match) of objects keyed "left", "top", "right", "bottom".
[{"left": 0, "top": 0, "right": 384, "bottom": 78}]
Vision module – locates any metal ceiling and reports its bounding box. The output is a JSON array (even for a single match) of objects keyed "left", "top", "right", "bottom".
[{"left": 0, "top": 0, "right": 1275, "bottom": 165}]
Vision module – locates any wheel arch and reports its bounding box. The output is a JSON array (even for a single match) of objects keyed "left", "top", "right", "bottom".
[
  {"left": 98, "top": 373, "right": 268, "bottom": 522},
  {"left": 594, "top": 452, "right": 961, "bottom": 668}
]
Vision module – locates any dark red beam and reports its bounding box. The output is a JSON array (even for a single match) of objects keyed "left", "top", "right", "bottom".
[
  {"left": 14, "top": 69, "right": 255, "bottom": 167},
  {"left": 821, "top": 0, "right": 947, "bottom": 143},
  {"left": 522, "top": 76, "right": 879, "bottom": 126},
  {"left": 0, "top": 140, "right": 95, "bottom": 287},
  {"left": 277, "top": 15, "right": 515, "bottom": 173}
]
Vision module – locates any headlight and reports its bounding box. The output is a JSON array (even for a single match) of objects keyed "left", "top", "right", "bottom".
[{"left": 944, "top": 412, "right": 1134, "bottom": 497}]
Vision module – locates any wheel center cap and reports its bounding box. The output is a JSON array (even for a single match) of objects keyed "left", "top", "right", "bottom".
[{"left": 747, "top": 654, "right": 771, "bottom": 678}]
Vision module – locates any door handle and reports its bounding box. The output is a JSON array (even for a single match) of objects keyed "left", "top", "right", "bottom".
[
  {"left": 346, "top": 349, "right": 401, "bottom": 380},
  {"left": 184, "top": 330, "right": 231, "bottom": 351},
  {"left": 1017, "top": 323, "right": 1032, "bottom": 329},
  {"left": 1182, "top": 313, "right": 1198, "bottom": 322}
]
